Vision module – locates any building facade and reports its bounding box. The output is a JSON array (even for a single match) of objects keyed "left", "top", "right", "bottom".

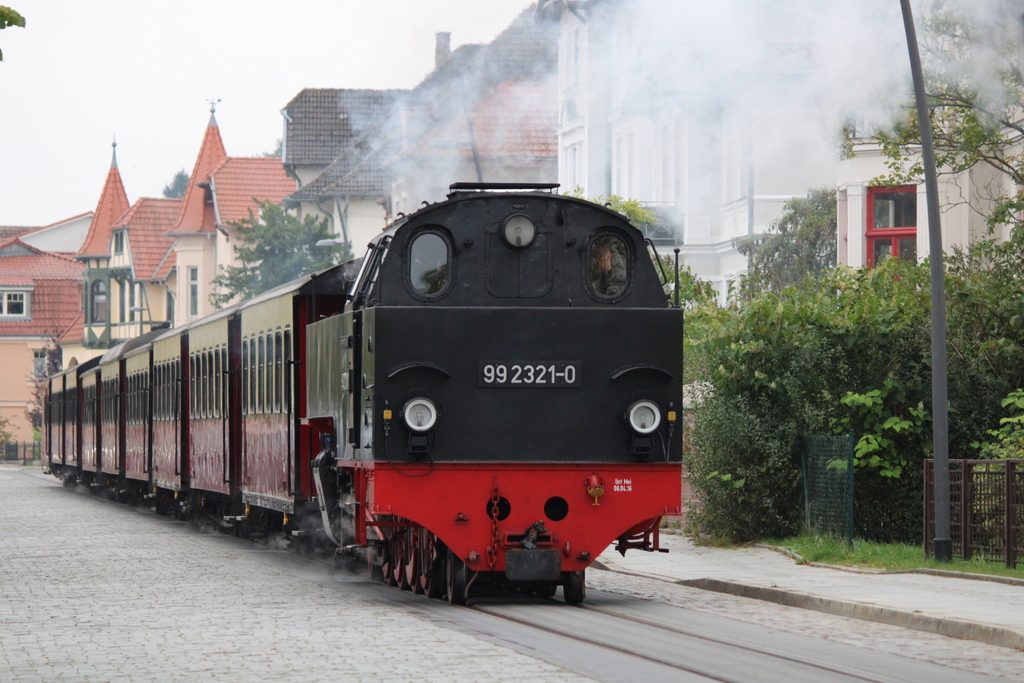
[
  {"left": 0, "top": 238, "right": 83, "bottom": 440},
  {"left": 539, "top": 0, "right": 834, "bottom": 300},
  {"left": 836, "top": 139, "right": 1013, "bottom": 268}
]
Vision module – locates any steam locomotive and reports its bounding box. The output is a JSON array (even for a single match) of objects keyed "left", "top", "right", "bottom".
[{"left": 45, "top": 183, "right": 683, "bottom": 604}]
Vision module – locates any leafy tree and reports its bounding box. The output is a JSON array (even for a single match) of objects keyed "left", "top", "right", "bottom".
[
  {"left": 564, "top": 186, "right": 659, "bottom": 227},
  {"left": 866, "top": 1, "right": 1024, "bottom": 230},
  {"left": 210, "top": 201, "right": 344, "bottom": 307},
  {"left": 735, "top": 188, "right": 837, "bottom": 294},
  {"left": 25, "top": 342, "right": 62, "bottom": 432},
  {"left": 0, "top": 415, "right": 11, "bottom": 451},
  {"left": 162, "top": 169, "right": 189, "bottom": 199},
  {"left": 0, "top": 6, "right": 25, "bottom": 61},
  {"left": 263, "top": 139, "right": 282, "bottom": 158}
]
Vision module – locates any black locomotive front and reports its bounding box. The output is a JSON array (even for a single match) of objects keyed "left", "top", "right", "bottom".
[{"left": 307, "top": 183, "right": 682, "bottom": 603}]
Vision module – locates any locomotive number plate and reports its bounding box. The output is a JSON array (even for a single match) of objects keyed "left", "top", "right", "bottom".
[{"left": 479, "top": 362, "right": 580, "bottom": 387}]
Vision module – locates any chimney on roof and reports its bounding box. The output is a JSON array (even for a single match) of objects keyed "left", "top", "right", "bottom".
[{"left": 435, "top": 32, "right": 451, "bottom": 68}]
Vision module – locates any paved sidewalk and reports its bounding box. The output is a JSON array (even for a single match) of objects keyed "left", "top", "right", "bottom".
[{"left": 597, "top": 533, "right": 1024, "bottom": 650}]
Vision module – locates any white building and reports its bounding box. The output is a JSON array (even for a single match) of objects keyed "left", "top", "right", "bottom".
[{"left": 539, "top": 0, "right": 835, "bottom": 300}]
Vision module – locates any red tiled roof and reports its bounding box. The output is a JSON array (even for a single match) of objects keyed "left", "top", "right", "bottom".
[
  {"left": 404, "top": 79, "right": 557, "bottom": 161},
  {"left": 168, "top": 114, "right": 228, "bottom": 236},
  {"left": 0, "top": 240, "right": 83, "bottom": 283},
  {"left": 78, "top": 150, "right": 131, "bottom": 257},
  {"left": 210, "top": 157, "right": 295, "bottom": 226},
  {"left": 0, "top": 278, "right": 83, "bottom": 338},
  {"left": 0, "top": 238, "right": 86, "bottom": 338},
  {"left": 0, "top": 226, "right": 37, "bottom": 240},
  {"left": 112, "top": 197, "right": 181, "bottom": 281},
  {"left": 151, "top": 246, "right": 177, "bottom": 282},
  {"left": 57, "top": 311, "right": 84, "bottom": 344}
]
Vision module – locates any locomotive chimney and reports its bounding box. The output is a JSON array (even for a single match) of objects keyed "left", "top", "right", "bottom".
[{"left": 435, "top": 32, "right": 451, "bottom": 68}]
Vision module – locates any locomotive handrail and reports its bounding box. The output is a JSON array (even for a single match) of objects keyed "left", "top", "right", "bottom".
[
  {"left": 447, "top": 182, "right": 559, "bottom": 194},
  {"left": 386, "top": 362, "right": 451, "bottom": 379},
  {"left": 609, "top": 364, "right": 676, "bottom": 381}
]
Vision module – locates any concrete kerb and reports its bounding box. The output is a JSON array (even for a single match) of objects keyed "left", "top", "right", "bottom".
[
  {"left": 591, "top": 558, "right": 1024, "bottom": 652},
  {"left": 678, "top": 577, "right": 1024, "bottom": 651},
  {"left": 756, "top": 544, "right": 1024, "bottom": 586}
]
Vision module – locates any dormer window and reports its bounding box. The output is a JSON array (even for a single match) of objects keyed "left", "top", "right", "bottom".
[
  {"left": 0, "top": 290, "right": 28, "bottom": 317},
  {"left": 113, "top": 231, "right": 125, "bottom": 255}
]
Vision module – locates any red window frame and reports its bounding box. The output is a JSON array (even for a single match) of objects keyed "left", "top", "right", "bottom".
[{"left": 866, "top": 185, "right": 917, "bottom": 267}]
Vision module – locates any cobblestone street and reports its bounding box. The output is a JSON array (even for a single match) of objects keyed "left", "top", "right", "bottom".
[
  {"left": 0, "top": 467, "right": 592, "bottom": 683},
  {"left": 6, "top": 464, "right": 1024, "bottom": 682}
]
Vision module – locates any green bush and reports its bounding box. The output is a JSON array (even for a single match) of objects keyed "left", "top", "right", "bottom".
[{"left": 685, "top": 245, "right": 1024, "bottom": 543}]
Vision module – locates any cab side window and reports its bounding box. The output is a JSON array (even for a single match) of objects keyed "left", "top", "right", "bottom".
[
  {"left": 408, "top": 231, "right": 451, "bottom": 298},
  {"left": 587, "top": 233, "right": 630, "bottom": 299}
]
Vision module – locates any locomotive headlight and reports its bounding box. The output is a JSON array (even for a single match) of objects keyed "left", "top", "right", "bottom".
[
  {"left": 403, "top": 398, "right": 437, "bottom": 432},
  {"left": 627, "top": 400, "right": 661, "bottom": 434},
  {"left": 502, "top": 214, "right": 536, "bottom": 248}
]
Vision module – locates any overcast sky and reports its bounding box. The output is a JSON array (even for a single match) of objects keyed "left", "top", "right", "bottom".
[{"left": 0, "top": 0, "right": 536, "bottom": 227}]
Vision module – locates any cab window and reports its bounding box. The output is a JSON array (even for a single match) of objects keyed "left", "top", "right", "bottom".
[
  {"left": 587, "top": 233, "right": 630, "bottom": 298},
  {"left": 408, "top": 232, "right": 450, "bottom": 297}
]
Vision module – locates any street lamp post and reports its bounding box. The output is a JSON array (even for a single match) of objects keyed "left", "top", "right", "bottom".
[{"left": 899, "top": 0, "right": 952, "bottom": 562}]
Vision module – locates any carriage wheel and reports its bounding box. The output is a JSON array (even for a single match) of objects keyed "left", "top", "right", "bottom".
[
  {"left": 419, "top": 532, "right": 445, "bottom": 599},
  {"left": 563, "top": 570, "right": 586, "bottom": 605},
  {"left": 446, "top": 548, "right": 469, "bottom": 605}
]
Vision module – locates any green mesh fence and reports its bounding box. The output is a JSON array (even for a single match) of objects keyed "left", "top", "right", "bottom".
[{"left": 801, "top": 433, "right": 855, "bottom": 545}]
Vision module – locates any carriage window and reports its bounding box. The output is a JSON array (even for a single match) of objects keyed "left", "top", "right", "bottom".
[
  {"left": 587, "top": 234, "right": 630, "bottom": 298},
  {"left": 214, "top": 347, "right": 222, "bottom": 419},
  {"left": 409, "top": 232, "right": 450, "bottom": 297},
  {"left": 274, "top": 330, "right": 283, "bottom": 413},
  {"left": 173, "top": 360, "right": 181, "bottom": 421},
  {"left": 257, "top": 334, "right": 266, "bottom": 414},
  {"left": 267, "top": 333, "right": 276, "bottom": 414},
  {"left": 249, "top": 339, "right": 257, "bottom": 415},
  {"left": 283, "top": 329, "right": 292, "bottom": 413},
  {"left": 204, "top": 352, "right": 212, "bottom": 419},
  {"left": 190, "top": 357, "right": 197, "bottom": 415},
  {"left": 242, "top": 340, "right": 250, "bottom": 415}
]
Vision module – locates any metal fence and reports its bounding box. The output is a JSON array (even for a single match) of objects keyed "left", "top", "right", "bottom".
[
  {"left": 924, "top": 460, "right": 1024, "bottom": 568},
  {"left": 801, "top": 433, "right": 855, "bottom": 546},
  {"left": 3, "top": 441, "right": 40, "bottom": 465}
]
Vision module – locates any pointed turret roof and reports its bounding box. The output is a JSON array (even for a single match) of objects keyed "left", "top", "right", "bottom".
[
  {"left": 167, "top": 110, "right": 228, "bottom": 235},
  {"left": 78, "top": 141, "right": 131, "bottom": 257}
]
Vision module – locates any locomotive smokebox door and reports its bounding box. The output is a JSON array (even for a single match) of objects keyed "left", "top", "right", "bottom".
[{"left": 504, "top": 549, "right": 561, "bottom": 581}]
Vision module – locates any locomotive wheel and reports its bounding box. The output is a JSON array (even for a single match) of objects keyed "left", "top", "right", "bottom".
[
  {"left": 562, "top": 570, "right": 586, "bottom": 605},
  {"left": 446, "top": 548, "right": 469, "bottom": 606},
  {"left": 420, "top": 533, "right": 445, "bottom": 599},
  {"left": 391, "top": 534, "right": 408, "bottom": 589},
  {"left": 404, "top": 530, "right": 420, "bottom": 592}
]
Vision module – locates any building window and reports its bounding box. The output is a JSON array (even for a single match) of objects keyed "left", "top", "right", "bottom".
[
  {"left": 188, "top": 267, "right": 199, "bottom": 318},
  {"left": 119, "top": 279, "right": 126, "bottom": 323},
  {"left": 563, "top": 143, "right": 580, "bottom": 192},
  {"left": 33, "top": 350, "right": 46, "bottom": 378},
  {"left": 0, "top": 291, "right": 28, "bottom": 317},
  {"left": 89, "top": 280, "right": 107, "bottom": 323},
  {"left": 166, "top": 290, "right": 175, "bottom": 323},
  {"left": 113, "top": 231, "right": 124, "bottom": 255},
  {"left": 866, "top": 186, "right": 917, "bottom": 266}
]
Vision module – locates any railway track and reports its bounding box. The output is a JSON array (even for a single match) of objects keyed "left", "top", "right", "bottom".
[{"left": 468, "top": 591, "right": 967, "bottom": 683}]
